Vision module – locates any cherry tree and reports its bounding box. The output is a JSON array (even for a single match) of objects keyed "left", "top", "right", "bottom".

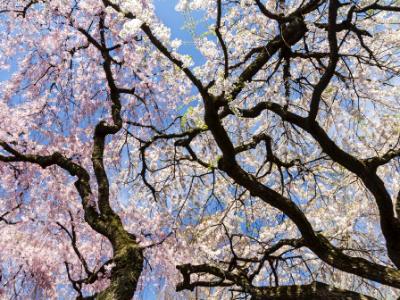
[
  {"left": 0, "top": 0, "right": 196, "bottom": 298},
  {"left": 1, "top": 0, "right": 400, "bottom": 299}
]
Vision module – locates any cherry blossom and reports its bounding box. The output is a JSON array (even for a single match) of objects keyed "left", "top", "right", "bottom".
[{"left": 1, "top": 0, "right": 400, "bottom": 299}]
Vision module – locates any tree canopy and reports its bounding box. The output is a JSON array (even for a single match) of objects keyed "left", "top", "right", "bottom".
[{"left": 1, "top": 0, "right": 400, "bottom": 299}]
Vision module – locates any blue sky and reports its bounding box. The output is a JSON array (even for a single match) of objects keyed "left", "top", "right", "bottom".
[{"left": 154, "top": 0, "right": 206, "bottom": 65}]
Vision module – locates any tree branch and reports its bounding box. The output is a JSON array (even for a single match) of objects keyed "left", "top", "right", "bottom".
[{"left": 176, "top": 263, "right": 377, "bottom": 299}]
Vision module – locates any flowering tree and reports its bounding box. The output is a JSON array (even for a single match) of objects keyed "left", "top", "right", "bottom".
[
  {"left": 0, "top": 0, "right": 195, "bottom": 298},
  {"left": 1, "top": 0, "right": 400, "bottom": 299}
]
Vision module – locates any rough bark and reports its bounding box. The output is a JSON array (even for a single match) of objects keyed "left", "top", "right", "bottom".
[
  {"left": 0, "top": 13, "right": 144, "bottom": 299},
  {"left": 177, "top": 264, "right": 377, "bottom": 300}
]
